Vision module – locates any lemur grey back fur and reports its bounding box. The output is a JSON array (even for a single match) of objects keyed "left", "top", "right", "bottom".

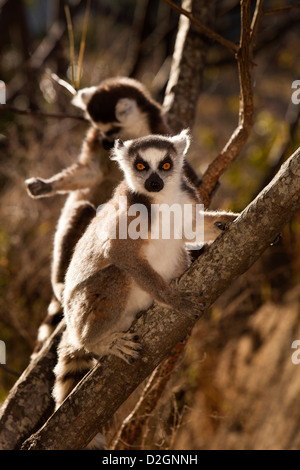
[{"left": 52, "top": 130, "right": 237, "bottom": 449}]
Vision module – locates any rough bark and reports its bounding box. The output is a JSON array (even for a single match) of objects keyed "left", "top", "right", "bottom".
[
  {"left": 20, "top": 145, "right": 300, "bottom": 450},
  {"left": 0, "top": 322, "right": 64, "bottom": 450},
  {"left": 163, "top": 0, "right": 212, "bottom": 132}
]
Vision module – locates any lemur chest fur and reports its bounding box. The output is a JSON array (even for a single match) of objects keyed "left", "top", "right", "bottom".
[
  {"left": 122, "top": 237, "right": 187, "bottom": 330},
  {"left": 144, "top": 237, "right": 186, "bottom": 281},
  {"left": 122, "top": 206, "right": 188, "bottom": 324}
]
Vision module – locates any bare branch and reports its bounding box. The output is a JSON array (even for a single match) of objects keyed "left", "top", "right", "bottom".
[
  {"left": 250, "top": 0, "right": 264, "bottom": 48},
  {"left": 76, "top": 0, "right": 91, "bottom": 90},
  {"left": 0, "top": 365, "right": 21, "bottom": 378},
  {"left": 263, "top": 5, "right": 300, "bottom": 16},
  {"left": 64, "top": 5, "right": 76, "bottom": 88},
  {"left": 160, "top": 0, "right": 239, "bottom": 53},
  {"left": 199, "top": 0, "right": 255, "bottom": 207},
  {"left": 20, "top": 145, "right": 300, "bottom": 450},
  {"left": 0, "top": 104, "right": 88, "bottom": 121}
]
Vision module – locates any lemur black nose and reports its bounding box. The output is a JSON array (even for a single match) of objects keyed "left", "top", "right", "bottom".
[{"left": 145, "top": 173, "right": 164, "bottom": 192}]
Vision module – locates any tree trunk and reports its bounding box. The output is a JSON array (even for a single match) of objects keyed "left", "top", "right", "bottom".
[{"left": 163, "top": 0, "right": 213, "bottom": 132}]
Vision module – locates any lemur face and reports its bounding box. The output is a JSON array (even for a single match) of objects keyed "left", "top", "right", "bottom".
[
  {"left": 88, "top": 96, "right": 145, "bottom": 149},
  {"left": 112, "top": 131, "right": 190, "bottom": 196},
  {"left": 71, "top": 78, "right": 156, "bottom": 149}
]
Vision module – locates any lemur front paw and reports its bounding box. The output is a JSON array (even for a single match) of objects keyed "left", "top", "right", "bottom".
[
  {"left": 25, "top": 178, "right": 53, "bottom": 198},
  {"left": 214, "top": 213, "right": 239, "bottom": 232},
  {"left": 109, "top": 332, "right": 142, "bottom": 365}
]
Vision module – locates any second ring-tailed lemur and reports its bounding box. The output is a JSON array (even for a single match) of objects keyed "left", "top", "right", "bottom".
[
  {"left": 25, "top": 77, "right": 232, "bottom": 353},
  {"left": 53, "top": 130, "right": 238, "bottom": 449}
]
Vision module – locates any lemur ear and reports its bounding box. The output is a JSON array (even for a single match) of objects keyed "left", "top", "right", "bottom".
[
  {"left": 115, "top": 98, "right": 136, "bottom": 121},
  {"left": 71, "top": 86, "right": 97, "bottom": 109},
  {"left": 111, "top": 138, "right": 129, "bottom": 161},
  {"left": 170, "top": 129, "right": 191, "bottom": 156}
]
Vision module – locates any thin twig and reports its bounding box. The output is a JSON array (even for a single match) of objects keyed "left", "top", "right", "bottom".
[
  {"left": 76, "top": 0, "right": 91, "bottom": 90},
  {"left": 64, "top": 5, "right": 76, "bottom": 89},
  {"left": 250, "top": 0, "right": 264, "bottom": 48},
  {"left": 0, "top": 104, "right": 88, "bottom": 121},
  {"left": 160, "top": 0, "right": 239, "bottom": 53},
  {"left": 0, "top": 364, "right": 21, "bottom": 378},
  {"left": 263, "top": 5, "right": 300, "bottom": 15}
]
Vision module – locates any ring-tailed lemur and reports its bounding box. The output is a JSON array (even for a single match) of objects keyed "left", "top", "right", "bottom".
[
  {"left": 26, "top": 77, "right": 236, "bottom": 355},
  {"left": 53, "top": 130, "right": 238, "bottom": 449},
  {"left": 25, "top": 77, "right": 203, "bottom": 354}
]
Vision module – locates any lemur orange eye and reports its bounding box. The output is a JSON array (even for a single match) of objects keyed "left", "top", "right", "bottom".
[
  {"left": 136, "top": 163, "right": 145, "bottom": 170},
  {"left": 162, "top": 162, "right": 171, "bottom": 170}
]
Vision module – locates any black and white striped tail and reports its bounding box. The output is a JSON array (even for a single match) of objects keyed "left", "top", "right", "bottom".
[
  {"left": 53, "top": 329, "right": 96, "bottom": 408},
  {"left": 31, "top": 296, "right": 63, "bottom": 357},
  {"left": 52, "top": 329, "right": 106, "bottom": 449}
]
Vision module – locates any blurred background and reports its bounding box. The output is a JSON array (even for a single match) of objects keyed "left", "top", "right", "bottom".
[{"left": 0, "top": 0, "right": 300, "bottom": 449}]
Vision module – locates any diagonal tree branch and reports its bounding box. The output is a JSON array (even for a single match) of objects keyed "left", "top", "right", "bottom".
[
  {"left": 20, "top": 144, "right": 300, "bottom": 450},
  {"left": 0, "top": 321, "right": 65, "bottom": 450}
]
